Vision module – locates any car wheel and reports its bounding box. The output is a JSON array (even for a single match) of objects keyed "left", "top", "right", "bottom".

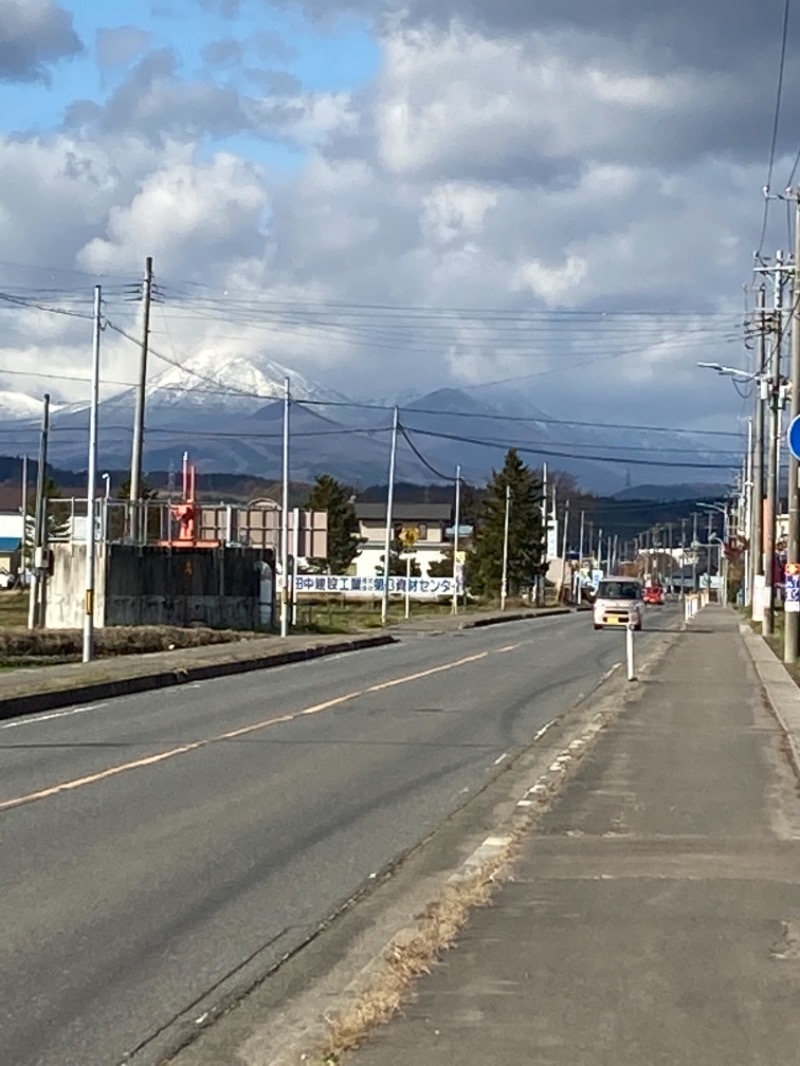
[{"left": 593, "top": 624, "right": 602, "bottom": 631}]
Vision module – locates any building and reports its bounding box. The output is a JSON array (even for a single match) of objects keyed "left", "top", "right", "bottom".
[{"left": 354, "top": 503, "right": 456, "bottom": 578}]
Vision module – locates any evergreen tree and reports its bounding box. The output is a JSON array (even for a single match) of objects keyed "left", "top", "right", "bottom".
[
  {"left": 303, "top": 474, "right": 364, "bottom": 573},
  {"left": 375, "top": 534, "right": 422, "bottom": 577},
  {"left": 427, "top": 550, "right": 453, "bottom": 579},
  {"left": 108, "top": 477, "right": 160, "bottom": 540},
  {"left": 25, "top": 476, "right": 69, "bottom": 547},
  {"left": 468, "top": 449, "right": 544, "bottom": 598}
]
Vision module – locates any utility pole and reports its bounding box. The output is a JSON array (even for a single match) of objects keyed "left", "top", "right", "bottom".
[
  {"left": 692, "top": 512, "right": 698, "bottom": 592},
  {"left": 559, "top": 499, "right": 570, "bottom": 601},
  {"left": 786, "top": 197, "right": 800, "bottom": 659},
  {"left": 751, "top": 285, "right": 767, "bottom": 610},
  {"left": 452, "top": 464, "right": 461, "bottom": 615},
  {"left": 83, "top": 285, "right": 102, "bottom": 663},
  {"left": 28, "top": 394, "right": 51, "bottom": 629},
  {"left": 20, "top": 455, "right": 28, "bottom": 578},
  {"left": 280, "top": 376, "right": 291, "bottom": 637},
  {"left": 764, "top": 251, "right": 786, "bottom": 636},
  {"left": 129, "top": 255, "right": 153, "bottom": 542},
  {"left": 500, "top": 483, "right": 511, "bottom": 610},
  {"left": 381, "top": 406, "right": 399, "bottom": 625},
  {"left": 577, "top": 509, "right": 585, "bottom": 604}
]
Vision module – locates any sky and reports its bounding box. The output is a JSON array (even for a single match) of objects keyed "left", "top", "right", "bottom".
[{"left": 0, "top": 0, "right": 797, "bottom": 446}]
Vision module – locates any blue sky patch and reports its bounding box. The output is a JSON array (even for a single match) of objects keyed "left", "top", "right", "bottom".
[{"left": 2, "top": 0, "right": 380, "bottom": 168}]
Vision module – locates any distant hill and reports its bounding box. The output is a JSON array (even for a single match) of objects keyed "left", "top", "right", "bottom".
[{"left": 612, "top": 483, "right": 731, "bottom": 502}]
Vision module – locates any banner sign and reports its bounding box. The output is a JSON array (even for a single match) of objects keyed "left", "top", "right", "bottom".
[
  {"left": 785, "top": 562, "right": 800, "bottom": 613},
  {"left": 295, "top": 575, "right": 458, "bottom": 597}
]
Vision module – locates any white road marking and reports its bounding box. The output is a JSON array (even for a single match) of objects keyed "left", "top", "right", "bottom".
[
  {"left": 494, "top": 752, "right": 509, "bottom": 765},
  {"left": 0, "top": 703, "right": 109, "bottom": 730}
]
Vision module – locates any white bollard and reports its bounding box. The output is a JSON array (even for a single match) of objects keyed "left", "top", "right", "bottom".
[{"left": 626, "top": 622, "right": 637, "bottom": 681}]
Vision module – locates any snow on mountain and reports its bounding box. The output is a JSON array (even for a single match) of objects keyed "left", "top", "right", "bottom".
[
  {"left": 145, "top": 352, "right": 350, "bottom": 414},
  {"left": 0, "top": 390, "right": 55, "bottom": 422}
]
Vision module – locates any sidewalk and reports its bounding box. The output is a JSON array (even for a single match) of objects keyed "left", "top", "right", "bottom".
[{"left": 348, "top": 606, "right": 800, "bottom": 1065}]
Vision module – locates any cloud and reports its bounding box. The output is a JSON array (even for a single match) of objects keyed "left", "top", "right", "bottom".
[
  {"left": 201, "top": 37, "right": 244, "bottom": 67},
  {"left": 0, "top": 0, "right": 82, "bottom": 83},
  {"left": 0, "top": 1, "right": 776, "bottom": 445},
  {"left": 96, "top": 27, "right": 153, "bottom": 71}
]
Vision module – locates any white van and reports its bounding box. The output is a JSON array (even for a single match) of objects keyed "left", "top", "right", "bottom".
[{"left": 593, "top": 576, "right": 644, "bottom": 631}]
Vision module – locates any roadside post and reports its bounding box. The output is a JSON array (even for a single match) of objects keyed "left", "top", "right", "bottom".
[
  {"left": 400, "top": 527, "right": 419, "bottom": 620},
  {"left": 626, "top": 621, "right": 637, "bottom": 681}
]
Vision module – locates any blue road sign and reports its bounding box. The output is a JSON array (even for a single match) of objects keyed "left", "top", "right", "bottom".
[{"left": 788, "top": 414, "right": 800, "bottom": 462}]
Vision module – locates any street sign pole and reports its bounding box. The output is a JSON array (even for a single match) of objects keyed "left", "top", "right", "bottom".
[{"left": 785, "top": 412, "right": 800, "bottom": 624}]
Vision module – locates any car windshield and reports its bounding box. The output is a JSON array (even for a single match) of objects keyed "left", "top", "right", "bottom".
[{"left": 597, "top": 581, "right": 641, "bottom": 600}]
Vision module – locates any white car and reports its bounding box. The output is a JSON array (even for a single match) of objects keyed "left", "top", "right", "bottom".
[{"left": 593, "top": 577, "right": 644, "bottom": 631}]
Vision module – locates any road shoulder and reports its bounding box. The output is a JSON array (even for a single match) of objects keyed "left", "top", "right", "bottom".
[{"left": 166, "top": 610, "right": 681, "bottom": 1066}]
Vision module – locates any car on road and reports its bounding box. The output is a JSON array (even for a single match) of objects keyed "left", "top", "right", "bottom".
[
  {"left": 593, "top": 576, "right": 644, "bottom": 631},
  {"left": 643, "top": 584, "right": 665, "bottom": 605}
]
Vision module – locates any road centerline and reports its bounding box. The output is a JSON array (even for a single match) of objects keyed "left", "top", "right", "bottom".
[{"left": 0, "top": 641, "right": 523, "bottom": 815}]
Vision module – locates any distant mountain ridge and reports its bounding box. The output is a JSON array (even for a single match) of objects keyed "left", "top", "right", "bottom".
[{"left": 0, "top": 352, "right": 738, "bottom": 492}]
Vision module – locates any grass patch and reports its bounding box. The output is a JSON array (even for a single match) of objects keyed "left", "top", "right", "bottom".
[
  {"left": 0, "top": 624, "right": 258, "bottom": 667},
  {"left": 0, "top": 592, "right": 29, "bottom": 629},
  {"left": 293, "top": 595, "right": 558, "bottom": 634},
  {"left": 315, "top": 852, "right": 514, "bottom": 1065}
]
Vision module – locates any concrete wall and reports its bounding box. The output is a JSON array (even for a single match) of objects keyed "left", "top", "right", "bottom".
[{"left": 45, "top": 543, "right": 274, "bottom": 631}]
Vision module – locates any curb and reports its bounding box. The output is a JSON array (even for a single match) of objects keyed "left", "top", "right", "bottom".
[
  {"left": 739, "top": 622, "right": 800, "bottom": 777},
  {"left": 458, "top": 607, "right": 571, "bottom": 629},
  {"left": 263, "top": 617, "right": 684, "bottom": 1066},
  {"left": 0, "top": 635, "right": 397, "bottom": 724}
]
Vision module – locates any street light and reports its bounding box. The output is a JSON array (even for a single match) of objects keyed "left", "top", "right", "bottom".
[
  {"left": 697, "top": 501, "right": 730, "bottom": 540},
  {"left": 697, "top": 362, "right": 760, "bottom": 381}
]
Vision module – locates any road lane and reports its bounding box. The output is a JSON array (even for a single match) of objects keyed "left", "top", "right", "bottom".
[{"left": 0, "top": 608, "right": 676, "bottom": 1066}]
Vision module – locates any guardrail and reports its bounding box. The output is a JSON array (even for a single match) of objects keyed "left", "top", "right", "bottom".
[{"left": 683, "top": 590, "right": 710, "bottom": 622}]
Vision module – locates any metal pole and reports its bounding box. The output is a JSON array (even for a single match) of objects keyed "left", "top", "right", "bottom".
[
  {"left": 786, "top": 203, "right": 800, "bottom": 659},
  {"left": 83, "top": 285, "right": 102, "bottom": 663},
  {"left": 538, "top": 463, "right": 547, "bottom": 607},
  {"left": 559, "top": 500, "right": 570, "bottom": 600},
  {"left": 291, "top": 505, "right": 300, "bottom": 627},
  {"left": 129, "top": 255, "right": 153, "bottom": 542},
  {"left": 500, "top": 483, "right": 510, "bottom": 610},
  {"left": 626, "top": 623, "right": 637, "bottom": 681},
  {"left": 577, "top": 509, "right": 585, "bottom": 604},
  {"left": 692, "top": 513, "right": 698, "bottom": 593},
  {"left": 452, "top": 464, "right": 461, "bottom": 615},
  {"left": 743, "top": 419, "right": 753, "bottom": 606},
  {"left": 764, "top": 251, "right": 785, "bottom": 636},
  {"left": 280, "top": 376, "right": 291, "bottom": 637},
  {"left": 381, "top": 406, "right": 399, "bottom": 625},
  {"left": 405, "top": 553, "right": 411, "bottom": 619},
  {"left": 28, "top": 395, "right": 51, "bottom": 629},
  {"left": 20, "top": 455, "right": 27, "bottom": 579}
]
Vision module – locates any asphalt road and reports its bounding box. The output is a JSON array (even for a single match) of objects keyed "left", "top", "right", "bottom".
[{"left": 0, "top": 607, "right": 677, "bottom": 1066}]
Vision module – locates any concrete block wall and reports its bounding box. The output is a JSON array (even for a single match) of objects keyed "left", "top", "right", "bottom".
[{"left": 45, "top": 543, "right": 274, "bottom": 631}]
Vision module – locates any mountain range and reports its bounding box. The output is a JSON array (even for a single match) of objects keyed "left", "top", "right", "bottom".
[{"left": 0, "top": 351, "right": 739, "bottom": 493}]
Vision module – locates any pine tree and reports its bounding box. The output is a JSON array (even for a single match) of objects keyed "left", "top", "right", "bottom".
[
  {"left": 108, "top": 477, "right": 160, "bottom": 541},
  {"left": 25, "top": 476, "right": 69, "bottom": 547},
  {"left": 303, "top": 474, "right": 364, "bottom": 573},
  {"left": 468, "top": 449, "right": 544, "bottom": 598},
  {"left": 375, "top": 534, "right": 422, "bottom": 577}
]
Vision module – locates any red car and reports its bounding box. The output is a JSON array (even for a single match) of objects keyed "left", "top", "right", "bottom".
[{"left": 643, "top": 585, "right": 665, "bottom": 605}]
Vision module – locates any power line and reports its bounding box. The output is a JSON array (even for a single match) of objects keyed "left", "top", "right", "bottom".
[
  {"left": 295, "top": 398, "right": 743, "bottom": 439},
  {"left": 758, "top": 0, "right": 793, "bottom": 257},
  {"left": 399, "top": 425, "right": 456, "bottom": 481},
  {"left": 405, "top": 426, "right": 736, "bottom": 471}
]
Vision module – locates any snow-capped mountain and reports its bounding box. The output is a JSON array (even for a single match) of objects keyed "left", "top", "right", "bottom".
[
  {"left": 0, "top": 390, "right": 55, "bottom": 422},
  {"left": 102, "top": 352, "right": 351, "bottom": 417}
]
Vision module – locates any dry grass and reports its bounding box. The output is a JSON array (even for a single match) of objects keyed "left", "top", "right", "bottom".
[
  {"left": 315, "top": 853, "right": 513, "bottom": 1065},
  {"left": 0, "top": 624, "right": 254, "bottom": 664}
]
